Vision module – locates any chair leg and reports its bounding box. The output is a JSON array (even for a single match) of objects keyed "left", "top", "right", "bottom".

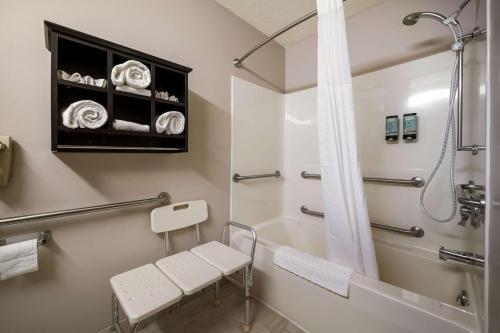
[
  {"left": 214, "top": 280, "right": 220, "bottom": 306},
  {"left": 112, "top": 293, "right": 123, "bottom": 333},
  {"left": 243, "top": 266, "right": 252, "bottom": 333}
]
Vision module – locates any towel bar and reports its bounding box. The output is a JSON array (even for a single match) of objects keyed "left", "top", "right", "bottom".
[
  {"left": 0, "top": 231, "right": 50, "bottom": 247},
  {"left": 300, "top": 206, "right": 424, "bottom": 238}
]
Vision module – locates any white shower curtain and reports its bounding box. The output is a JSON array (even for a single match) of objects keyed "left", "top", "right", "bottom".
[{"left": 316, "top": 0, "right": 379, "bottom": 278}]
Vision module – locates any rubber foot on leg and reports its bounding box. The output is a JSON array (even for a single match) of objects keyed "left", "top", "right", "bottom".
[{"left": 244, "top": 324, "right": 252, "bottom": 332}]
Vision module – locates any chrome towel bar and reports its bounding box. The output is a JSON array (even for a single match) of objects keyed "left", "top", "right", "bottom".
[
  {"left": 300, "top": 206, "right": 424, "bottom": 238},
  {"left": 233, "top": 171, "right": 281, "bottom": 183},
  {"left": 0, "top": 231, "right": 50, "bottom": 247},
  {"left": 0, "top": 192, "right": 170, "bottom": 227},
  {"left": 300, "top": 171, "right": 425, "bottom": 188}
]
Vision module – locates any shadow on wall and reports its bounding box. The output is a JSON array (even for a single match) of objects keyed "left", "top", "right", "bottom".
[
  {"left": 237, "top": 64, "right": 285, "bottom": 93},
  {"left": 53, "top": 91, "right": 231, "bottom": 198}
]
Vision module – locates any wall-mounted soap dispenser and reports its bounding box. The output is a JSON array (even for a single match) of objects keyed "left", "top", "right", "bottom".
[{"left": 0, "top": 136, "right": 12, "bottom": 187}]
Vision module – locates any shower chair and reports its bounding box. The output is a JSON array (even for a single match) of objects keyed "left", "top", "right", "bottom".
[{"left": 109, "top": 200, "right": 257, "bottom": 333}]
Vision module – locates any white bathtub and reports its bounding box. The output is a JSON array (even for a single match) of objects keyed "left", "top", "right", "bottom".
[{"left": 232, "top": 218, "right": 483, "bottom": 333}]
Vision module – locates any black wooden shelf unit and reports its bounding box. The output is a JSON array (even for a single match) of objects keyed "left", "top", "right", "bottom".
[{"left": 45, "top": 21, "right": 192, "bottom": 153}]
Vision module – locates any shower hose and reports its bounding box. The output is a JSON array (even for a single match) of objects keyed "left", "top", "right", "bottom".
[{"left": 419, "top": 54, "right": 460, "bottom": 222}]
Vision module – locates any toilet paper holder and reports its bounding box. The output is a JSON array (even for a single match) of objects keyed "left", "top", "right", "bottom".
[{"left": 0, "top": 231, "right": 50, "bottom": 247}]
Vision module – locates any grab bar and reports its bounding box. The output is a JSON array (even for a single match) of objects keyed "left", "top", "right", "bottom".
[
  {"left": 233, "top": 171, "right": 281, "bottom": 183},
  {"left": 300, "top": 171, "right": 425, "bottom": 188},
  {"left": 0, "top": 192, "right": 170, "bottom": 226},
  {"left": 300, "top": 206, "right": 424, "bottom": 238}
]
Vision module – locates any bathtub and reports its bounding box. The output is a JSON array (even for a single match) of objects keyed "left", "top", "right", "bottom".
[{"left": 231, "top": 218, "right": 483, "bottom": 333}]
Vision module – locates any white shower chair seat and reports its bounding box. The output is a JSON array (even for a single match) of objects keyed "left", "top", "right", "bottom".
[
  {"left": 156, "top": 250, "right": 222, "bottom": 295},
  {"left": 110, "top": 200, "right": 257, "bottom": 333},
  {"left": 191, "top": 240, "right": 251, "bottom": 276},
  {"left": 110, "top": 264, "right": 182, "bottom": 329}
]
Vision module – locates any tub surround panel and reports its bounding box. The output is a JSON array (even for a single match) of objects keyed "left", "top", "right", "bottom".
[
  {"left": 230, "top": 77, "right": 284, "bottom": 226},
  {"left": 282, "top": 43, "right": 486, "bottom": 253}
]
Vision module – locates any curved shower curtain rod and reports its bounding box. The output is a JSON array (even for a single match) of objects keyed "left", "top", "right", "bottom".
[
  {"left": 233, "top": 0, "right": 347, "bottom": 68},
  {"left": 233, "top": 0, "right": 476, "bottom": 68}
]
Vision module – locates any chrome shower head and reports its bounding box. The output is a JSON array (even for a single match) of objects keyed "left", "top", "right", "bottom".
[
  {"left": 402, "top": 13, "right": 420, "bottom": 25},
  {"left": 402, "top": 11, "right": 463, "bottom": 45},
  {"left": 402, "top": 12, "right": 448, "bottom": 26}
]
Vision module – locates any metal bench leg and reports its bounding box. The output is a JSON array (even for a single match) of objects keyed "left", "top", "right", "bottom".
[
  {"left": 112, "top": 293, "right": 123, "bottom": 333},
  {"left": 214, "top": 280, "right": 220, "bottom": 306},
  {"left": 129, "top": 322, "right": 139, "bottom": 333},
  {"left": 243, "top": 266, "right": 252, "bottom": 332}
]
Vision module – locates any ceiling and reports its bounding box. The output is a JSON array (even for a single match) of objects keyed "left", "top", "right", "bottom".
[{"left": 214, "top": 0, "right": 383, "bottom": 46}]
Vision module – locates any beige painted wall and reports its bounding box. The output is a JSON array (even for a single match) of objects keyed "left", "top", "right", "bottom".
[
  {"left": 286, "top": 0, "right": 486, "bottom": 92},
  {"left": 0, "top": 1, "right": 284, "bottom": 332}
]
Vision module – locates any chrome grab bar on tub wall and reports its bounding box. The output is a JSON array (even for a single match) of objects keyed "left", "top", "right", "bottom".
[
  {"left": 300, "top": 171, "right": 425, "bottom": 188},
  {"left": 300, "top": 206, "right": 425, "bottom": 238},
  {"left": 0, "top": 192, "right": 170, "bottom": 226},
  {"left": 233, "top": 171, "right": 281, "bottom": 183}
]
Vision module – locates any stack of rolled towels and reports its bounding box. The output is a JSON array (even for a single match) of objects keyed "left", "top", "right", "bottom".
[
  {"left": 111, "top": 60, "right": 151, "bottom": 97},
  {"left": 156, "top": 111, "right": 185, "bottom": 135},
  {"left": 62, "top": 100, "right": 108, "bottom": 129}
]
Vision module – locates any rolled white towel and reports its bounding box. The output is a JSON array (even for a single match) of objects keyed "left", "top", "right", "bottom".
[
  {"left": 156, "top": 111, "right": 185, "bottom": 135},
  {"left": 62, "top": 100, "right": 108, "bottom": 129},
  {"left": 116, "top": 85, "right": 151, "bottom": 97},
  {"left": 113, "top": 119, "right": 150, "bottom": 133},
  {"left": 111, "top": 60, "right": 151, "bottom": 89}
]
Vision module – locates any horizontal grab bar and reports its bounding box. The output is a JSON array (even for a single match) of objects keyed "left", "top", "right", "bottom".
[
  {"left": 0, "top": 192, "right": 170, "bottom": 227},
  {"left": 300, "top": 171, "right": 425, "bottom": 188},
  {"left": 233, "top": 171, "right": 281, "bottom": 183},
  {"left": 300, "top": 206, "right": 424, "bottom": 238}
]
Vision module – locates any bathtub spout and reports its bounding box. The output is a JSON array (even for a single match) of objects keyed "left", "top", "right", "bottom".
[{"left": 439, "top": 246, "right": 484, "bottom": 267}]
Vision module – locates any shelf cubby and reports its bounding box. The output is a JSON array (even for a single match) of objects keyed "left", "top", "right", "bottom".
[{"left": 45, "top": 21, "right": 192, "bottom": 153}]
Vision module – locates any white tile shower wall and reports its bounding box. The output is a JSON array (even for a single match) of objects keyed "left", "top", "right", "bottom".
[
  {"left": 230, "top": 77, "right": 285, "bottom": 226},
  {"left": 231, "top": 42, "right": 485, "bottom": 252},
  {"left": 283, "top": 41, "right": 486, "bottom": 252}
]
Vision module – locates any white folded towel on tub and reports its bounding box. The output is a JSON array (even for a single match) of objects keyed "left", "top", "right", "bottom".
[
  {"left": 111, "top": 60, "right": 151, "bottom": 89},
  {"left": 62, "top": 100, "right": 108, "bottom": 129},
  {"left": 113, "top": 119, "right": 150, "bottom": 133},
  {"left": 273, "top": 246, "right": 353, "bottom": 297},
  {"left": 156, "top": 111, "right": 185, "bottom": 135}
]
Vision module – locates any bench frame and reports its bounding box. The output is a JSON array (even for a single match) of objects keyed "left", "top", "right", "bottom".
[{"left": 110, "top": 220, "right": 257, "bottom": 333}]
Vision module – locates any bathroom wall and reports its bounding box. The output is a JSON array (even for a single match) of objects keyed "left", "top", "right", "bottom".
[
  {"left": 0, "top": 1, "right": 285, "bottom": 332},
  {"left": 286, "top": 0, "right": 487, "bottom": 92}
]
